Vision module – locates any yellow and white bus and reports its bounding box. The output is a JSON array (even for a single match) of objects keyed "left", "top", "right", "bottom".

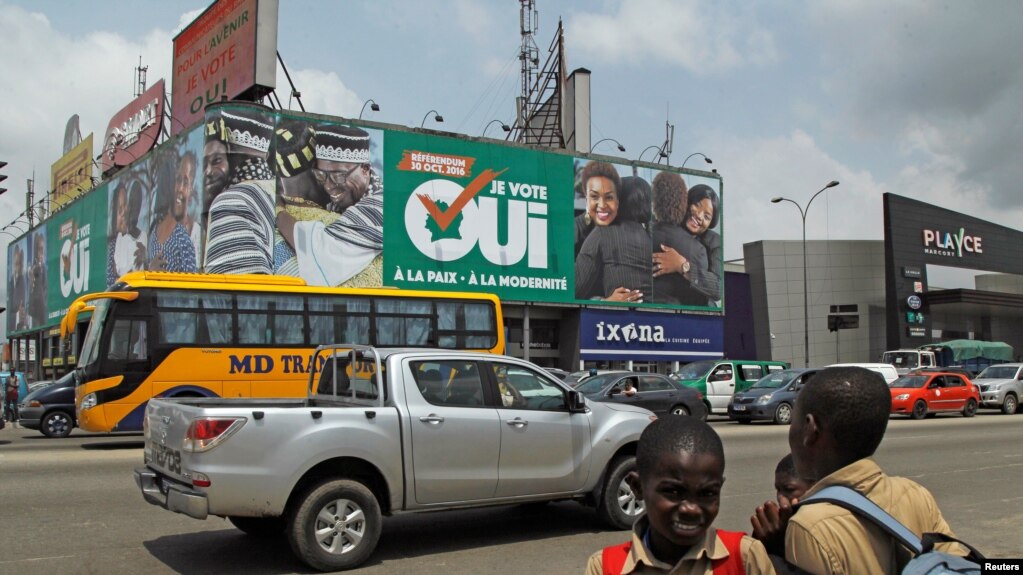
[{"left": 62, "top": 271, "right": 504, "bottom": 433}]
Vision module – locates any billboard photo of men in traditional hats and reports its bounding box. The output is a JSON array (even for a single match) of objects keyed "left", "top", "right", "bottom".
[
  {"left": 202, "top": 113, "right": 232, "bottom": 214},
  {"left": 202, "top": 104, "right": 278, "bottom": 275},
  {"left": 275, "top": 122, "right": 384, "bottom": 287}
]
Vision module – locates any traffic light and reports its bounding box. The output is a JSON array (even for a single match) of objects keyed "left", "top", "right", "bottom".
[{"left": 0, "top": 160, "right": 7, "bottom": 196}]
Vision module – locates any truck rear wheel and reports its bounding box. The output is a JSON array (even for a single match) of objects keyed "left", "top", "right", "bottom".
[
  {"left": 595, "top": 455, "right": 643, "bottom": 530},
  {"left": 286, "top": 479, "right": 382, "bottom": 572}
]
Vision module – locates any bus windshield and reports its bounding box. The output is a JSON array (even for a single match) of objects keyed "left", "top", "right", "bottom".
[{"left": 77, "top": 299, "right": 111, "bottom": 371}]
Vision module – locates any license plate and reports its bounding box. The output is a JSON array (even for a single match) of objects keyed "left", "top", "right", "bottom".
[
  {"left": 732, "top": 405, "right": 746, "bottom": 411},
  {"left": 149, "top": 441, "right": 182, "bottom": 475}
]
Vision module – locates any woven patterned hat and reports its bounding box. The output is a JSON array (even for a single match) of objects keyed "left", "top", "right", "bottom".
[
  {"left": 315, "top": 124, "right": 370, "bottom": 163},
  {"left": 274, "top": 121, "right": 317, "bottom": 177},
  {"left": 218, "top": 109, "right": 273, "bottom": 154}
]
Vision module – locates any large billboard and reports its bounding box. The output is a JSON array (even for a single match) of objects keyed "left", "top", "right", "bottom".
[
  {"left": 5, "top": 104, "right": 723, "bottom": 337},
  {"left": 195, "top": 103, "right": 724, "bottom": 311},
  {"left": 171, "top": 0, "right": 278, "bottom": 135},
  {"left": 50, "top": 134, "right": 94, "bottom": 210},
  {"left": 6, "top": 124, "right": 205, "bottom": 336},
  {"left": 101, "top": 79, "right": 165, "bottom": 174}
]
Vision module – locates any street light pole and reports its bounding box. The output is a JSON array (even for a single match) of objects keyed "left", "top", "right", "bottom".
[
  {"left": 680, "top": 152, "right": 712, "bottom": 170},
  {"left": 771, "top": 180, "right": 840, "bottom": 367}
]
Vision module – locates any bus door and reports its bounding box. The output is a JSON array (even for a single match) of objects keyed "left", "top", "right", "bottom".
[{"left": 103, "top": 316, "right": 152, "bottom": 429}]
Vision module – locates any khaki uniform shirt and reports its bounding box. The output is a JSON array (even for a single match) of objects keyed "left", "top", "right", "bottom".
[
  {"left": 586, "top": 516, "right": 775, "bottom": 574},
  {"left": 785, "top": 458, "right": 961, "bottom": 575}
]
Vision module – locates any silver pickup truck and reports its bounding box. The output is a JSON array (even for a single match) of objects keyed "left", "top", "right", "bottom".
[{"left": 134, "top": 345, "right": 655, "bottom": 571}]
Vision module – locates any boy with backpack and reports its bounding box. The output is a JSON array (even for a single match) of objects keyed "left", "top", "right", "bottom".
[
  {"left": 586, "top": 416, "right": 774, "bottom": 574},
  {"left": 784, "top": 366, "right": 979, "bottom": 573}
]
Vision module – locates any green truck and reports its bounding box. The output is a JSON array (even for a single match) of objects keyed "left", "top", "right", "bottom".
[{"left": 882, "top": 340, "right": 1014, "bottom": 376}]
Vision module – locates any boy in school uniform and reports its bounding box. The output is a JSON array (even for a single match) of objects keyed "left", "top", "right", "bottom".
[
  {"left": 586, "top": 416, "right": 775, "bottom": 574},
  {"left": 773, "top": 454, "right": 812, "bottom": 505}
]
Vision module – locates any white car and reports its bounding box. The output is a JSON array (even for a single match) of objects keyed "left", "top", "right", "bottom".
[
  {"left": 973, "top": 363, "right": 1022, "bottom": 414},
  {"left": 826, "top": 362, "right": 899, "bottom": 385}
]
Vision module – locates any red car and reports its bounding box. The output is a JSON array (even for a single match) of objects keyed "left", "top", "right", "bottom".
[{"left": 889, "top": 371, "right": 980, "bottom": 419}]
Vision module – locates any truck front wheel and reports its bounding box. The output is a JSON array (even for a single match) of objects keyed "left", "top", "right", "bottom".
[
  {"left": 1002, "top": 393, "right": 1018, "bottom": 415},
  {"left": 286, "top": 479, "right": 382, "bottom": 572},
  {"left": 596, "top": 455, "right": 644, "bottom": 530}
]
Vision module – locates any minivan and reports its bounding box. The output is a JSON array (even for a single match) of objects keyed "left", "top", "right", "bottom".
[{"left": 673, "top": 359, "right": 790, "bottom": 415}]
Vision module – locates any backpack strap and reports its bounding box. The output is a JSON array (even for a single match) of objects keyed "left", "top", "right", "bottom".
[
  {"left": 796, "top": 485, "right": 924, "bottom": 555},
  {"left": 711, "top": 530, "right": 747, "bottom": 575},
  {"left": 921, "top": 532, "right": 986, "bottom": 562},
  {"left": 601, "top": 542, "right": 632, "bottom": 575}
]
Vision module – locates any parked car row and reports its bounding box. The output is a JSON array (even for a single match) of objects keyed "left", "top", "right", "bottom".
[
  {"left": 723, "top": 361, "right": 1021, "bottom": 425},
  {"left": 18, "top": 360, "right": 1018, "bottom": 439}
]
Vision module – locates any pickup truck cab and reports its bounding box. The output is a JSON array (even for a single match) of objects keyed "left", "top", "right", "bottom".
[
  {"left": 134, "top": 345, "right": 655, "bottom": 572},
  {"left": 973, "top": 363, "right": 1023, "bottom": 414}
]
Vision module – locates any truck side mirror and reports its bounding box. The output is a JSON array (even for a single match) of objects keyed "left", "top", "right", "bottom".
[{"left": 568, "top": 390, "right": 587, "bottom": 412}]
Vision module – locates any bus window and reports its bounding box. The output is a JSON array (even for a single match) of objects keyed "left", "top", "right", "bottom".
[
  {"left": 160, "top": 312, "right": 198, "bottom": 344},
  {"left": 200, "top": 292, "right": 233, "bottom": 344},
  {"left": 109, "top": 319, "right": 148, "bottom": 361},
  {"left": 272, "top": 295, "right": 304, "bottom": 345},
  {"left": 376, "top": 298, "right": 432, "bottom": 346}
]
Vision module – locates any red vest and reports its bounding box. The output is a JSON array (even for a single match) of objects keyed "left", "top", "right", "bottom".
[{"left": 601, "top": 530, "right": 746, "bottom": 575}]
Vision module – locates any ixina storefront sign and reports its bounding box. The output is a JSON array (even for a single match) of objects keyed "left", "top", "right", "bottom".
[{"left": 383, "top": 131, "right": 575, "bottom": 303}]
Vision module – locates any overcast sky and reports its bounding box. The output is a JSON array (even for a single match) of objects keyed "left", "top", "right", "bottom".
[{"left": 1, "top": 0, "right": 1021, "bottom": 312}]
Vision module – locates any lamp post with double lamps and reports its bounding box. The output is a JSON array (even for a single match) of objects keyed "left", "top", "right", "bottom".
[{"left": 771, "top": 180, "right": 841, "bottom": 367}]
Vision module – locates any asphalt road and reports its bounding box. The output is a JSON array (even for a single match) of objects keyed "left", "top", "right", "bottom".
[{"left": 1, "top": 413, "right": 1020, "bottom": 574}]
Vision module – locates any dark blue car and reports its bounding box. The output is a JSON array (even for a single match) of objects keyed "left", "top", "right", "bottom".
[
  {"left": 727, "top": 368, "right": 818, "bottom": 424},
  {"left": 18, "top": 372, "right": 76, "bottom": 437}
]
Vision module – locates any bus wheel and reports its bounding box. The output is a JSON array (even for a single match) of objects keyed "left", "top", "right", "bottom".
[
  {"left": 287, "top": 478, "right": 382, "bottom": 572},
  {"left": 229, "top": 516, "right": 285, "bottom": 538}
]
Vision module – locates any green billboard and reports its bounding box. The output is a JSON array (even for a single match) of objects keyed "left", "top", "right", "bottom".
[
  {"left": 383, "top": 130, "right": 575, "bottom": 302},
  {"left": 198, "top": 103, "right": 724, "bottom": 311}
]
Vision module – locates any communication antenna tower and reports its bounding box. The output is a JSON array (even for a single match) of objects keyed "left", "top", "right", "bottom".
[
  {"left": 517, "top": 0, "right": 539, "bottom": 125},
  {"left": 512, "top": 1, "right": 566, "bottom": 147},
  {"left": 135, "top": 56, "right": 148, "bottom": 98}
]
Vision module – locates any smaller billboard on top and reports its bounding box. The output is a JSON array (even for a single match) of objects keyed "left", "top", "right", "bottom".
[
  {"left": 171, "top": 0, "right": 278, "bottom": 135},
  {"left": 50, "top": 133, "right": 94, "bottom": 210},
  {"left": 101, "top": 79, "right": 165, "bottom": 174}
]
